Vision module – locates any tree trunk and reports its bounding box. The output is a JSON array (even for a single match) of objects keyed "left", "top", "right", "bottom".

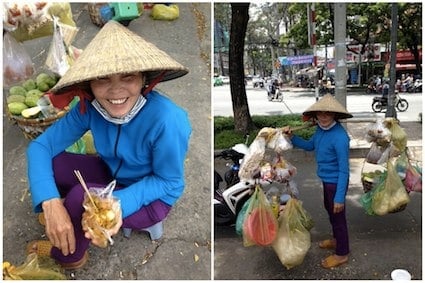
[{"left": 229, "top": 3, "right": 254, "bottom": 134}]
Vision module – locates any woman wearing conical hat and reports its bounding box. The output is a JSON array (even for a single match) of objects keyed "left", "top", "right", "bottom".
[
  {"left": 26, "top": 21, "right": 192, "bottom": 269},
  {"left": 284, "top": 94, "right": 352, "bottom": 269}
]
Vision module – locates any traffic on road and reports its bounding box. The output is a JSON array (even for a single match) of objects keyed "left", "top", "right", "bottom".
[{"left": 213, "top": 83, "right": 422, "bottom": 123}]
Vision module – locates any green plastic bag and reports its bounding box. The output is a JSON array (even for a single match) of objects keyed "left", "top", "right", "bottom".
[{"left": 235, "top": 198, "right": 251, "bottom": 236}]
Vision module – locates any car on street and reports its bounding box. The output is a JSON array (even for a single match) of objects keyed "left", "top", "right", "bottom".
[
  {"left": 219, "top": 75, "right": 230, "bottom": 84},
  {"left": 214, "top": 76, "right": 223, "bottom": 86}
]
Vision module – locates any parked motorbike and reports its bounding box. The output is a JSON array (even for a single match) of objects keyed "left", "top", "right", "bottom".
[
  {"left": 214, "top": 140, "right": 250, "bottom": 225},
  {"left": 407, "top": 79, "right": 422, "bottom": 93},
  {"left": 372, "top": 92, "right": 409, "bottom": 113}
]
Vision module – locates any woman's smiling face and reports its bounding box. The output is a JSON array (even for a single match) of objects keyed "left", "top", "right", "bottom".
[
  {"left": 90, "top": 72, "right": 145, "bottom": 118},
  {"left": 316, "top": 111, "right": 336, "bottom": 128}
]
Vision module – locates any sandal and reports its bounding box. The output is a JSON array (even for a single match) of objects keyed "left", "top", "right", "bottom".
[
  {"left": 38, "top": 213, "right": 45, "bottom": 226},
  {"left": 318, "top": 239, "right": 336, "bottom": 250},
  {"left": 321, "top": 254, "right": 348, "bottom": 269},
  {"left": 26, "top": 240, "right": 88, "bottom": 270}
]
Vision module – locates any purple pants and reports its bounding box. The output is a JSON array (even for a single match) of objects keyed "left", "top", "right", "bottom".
[
  {"left": 49, "top": 152, "right": 171, "bottom": 263},
  {"left": 323, "top": 182, "right": 349, "bottom": 256}
]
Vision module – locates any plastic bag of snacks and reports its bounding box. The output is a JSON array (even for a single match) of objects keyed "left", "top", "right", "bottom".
[{"left": 81, "top": 180, "right": 121, "bottom": 248}]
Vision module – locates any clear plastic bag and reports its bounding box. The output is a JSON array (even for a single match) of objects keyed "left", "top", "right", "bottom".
[
  {"left": 238, "top": 136, "right": 266, "bottom": 180},
  {"left": 365, "top": 119, "right": 392, "bottom": 145},
  {"left": 272, "top": 198, "right": 311, "bottom": 270},
  {"left": 383, "top": 118, "right": 407, "bottom": 152},
  {"left": 371, "top": 160, "right": 410, "bottom": 215},
  {"left": 3, "top": 32, "right": 34, "bottom": 87},
  {"left": 82, "top": 180, "right": 121, "bottom": 248},
  {"left": 267, "top": 129, "right": 293, "bottom": 154},
  {"left": 45, "top": 17, "right": 80, "bottom": 76}
]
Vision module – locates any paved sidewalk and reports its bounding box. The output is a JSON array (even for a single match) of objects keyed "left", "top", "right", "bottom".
[{"left": 214, "top": 119, "right": 422, "bottom": 280}]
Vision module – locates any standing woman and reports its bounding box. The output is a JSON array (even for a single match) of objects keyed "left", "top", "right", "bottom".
[
  {"left": 26, "top": 20, "right": 192, "bottom": 269},
  {"left": 284, "top": 94, "right": 353, "bottom": 269}
]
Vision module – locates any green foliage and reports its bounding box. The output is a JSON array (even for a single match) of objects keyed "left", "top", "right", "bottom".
[{"left": 214, "top": 115, "right": 316, "bottom": 149}]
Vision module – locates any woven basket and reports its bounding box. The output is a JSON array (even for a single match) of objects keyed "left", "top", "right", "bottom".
[
  {"left": 7, "top": 109, "right": 67, "bottom": 140},
  {"left": 88, "top": 3, "right": 109, "bottom": 27}
]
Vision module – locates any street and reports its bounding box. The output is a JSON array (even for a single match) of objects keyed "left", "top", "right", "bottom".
[
  {"left": 213, "top": 82, "right": 422, "bottom": 280},
  {"left": 213, "top": 83, "right": 423, "bottom": 123}
]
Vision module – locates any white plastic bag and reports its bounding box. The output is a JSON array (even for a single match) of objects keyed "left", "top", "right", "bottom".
[{"left": 3, "top": 32, "right": 34, "bottom": 87}]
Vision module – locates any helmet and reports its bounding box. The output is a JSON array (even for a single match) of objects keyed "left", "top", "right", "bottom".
[{"left": 232, "top": 143, "right": 249, "bottom": 155}]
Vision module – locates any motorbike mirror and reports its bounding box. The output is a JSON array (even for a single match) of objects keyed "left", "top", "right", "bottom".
[{"left": 232, "top": 144, "right": 249, "bottom": 155}]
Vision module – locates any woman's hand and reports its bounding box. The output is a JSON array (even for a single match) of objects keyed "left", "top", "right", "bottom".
[
  {"left": 42, "top": 198, "right": 75, "bottom": 256},
  {"left": 333, "top": 202, "right": 345, "bottom": 214},
  {"left": 282, "top": 126, "right": 293, "bottom": 138}
]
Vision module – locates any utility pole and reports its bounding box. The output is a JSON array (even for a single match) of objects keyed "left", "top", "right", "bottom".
[
  {"left": 334, "top": 3, "right": 347, "bottom": 109},
  {"left": 386, "top": 3, "right": 398, "bottom": 118},
  {"left": 307, "top": 4, "right": 318, "bottom": 101}
]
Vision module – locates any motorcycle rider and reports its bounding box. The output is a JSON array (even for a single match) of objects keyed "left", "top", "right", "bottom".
[
  {"left": 268, "top": 78, "right": 280, "bottom": 99},
  {"left": 381, "top": 78, "right": 389, "bottom": 100}
]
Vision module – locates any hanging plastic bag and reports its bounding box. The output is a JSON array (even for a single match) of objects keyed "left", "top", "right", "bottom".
[
  {"left": 5, "top": 2, "right": 76, "bottom": 42},
  {"left": 404, "top": 160, "right": 422, "bottom": 193},
  {"left": 365, "top": 119, "right": 392, "bottom": 145},
  {"left": 81, "top": 180, "right": 121, "bottom": 248},
  {"left": 151, "top": 4, "right": 179, "bottom": 21},
  {"left": 238, "top": 134, "right": 267, "bottom": 180},
  {"left": 267, "top": 129, "right": 293, "bottom": 154},
  {"left": 272, "top": 198, "right": 311, "bottom": 270},
  {"left": 3, "top": 253, "right": 66, "bottom": 280},
  {"left": 371, "top": 160, "right": 410, "bottom": 215},
  {"left": 242, "top": 185, "right": 278, "bottom": 247},
  {"left": 235, "top": 197, "right": 251, "bottom": 236},
  {"left": 383, "top": 118, "right": 407, "bottom": 152},
  {"left": 45, "top": 17, "right": 80, "bottom": 76},
  {"left": 287, "top": 198, "right": 314, "bottom": 231},
  {"left": 3, "top": 32, "right": 35, "bottom": 87}
]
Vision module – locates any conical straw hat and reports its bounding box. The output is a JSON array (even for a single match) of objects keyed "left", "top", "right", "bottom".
[
  {"left": 303, "top": 94, "right": 353, "bottom": 119},
  {"left": 51, "top": 20, "right": 189, "bottom": 94}
]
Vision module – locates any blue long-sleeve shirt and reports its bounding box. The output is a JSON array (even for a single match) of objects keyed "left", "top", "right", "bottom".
[
  {"left": 27, "top": 90, "right": 192, "bottom": 218},
  {"left": 291, "top": 123, "right": 350, "bottom": 203}
]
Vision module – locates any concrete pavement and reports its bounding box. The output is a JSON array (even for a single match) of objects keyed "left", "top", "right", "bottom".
[
  {"left": 3, "top": 3, "right": 211, "bottom": 280},
  {"left": 214, "top": 120, "right": 422, "bottom": 280}
]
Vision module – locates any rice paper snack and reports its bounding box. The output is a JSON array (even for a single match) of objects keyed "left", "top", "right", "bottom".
[{"left": 82, "top": 180, "right": 121, "bottom": 248}]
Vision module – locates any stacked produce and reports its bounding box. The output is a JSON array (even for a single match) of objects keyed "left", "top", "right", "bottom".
[{"left": 7, "top": 72, "right": 59, "bottom": 118}]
